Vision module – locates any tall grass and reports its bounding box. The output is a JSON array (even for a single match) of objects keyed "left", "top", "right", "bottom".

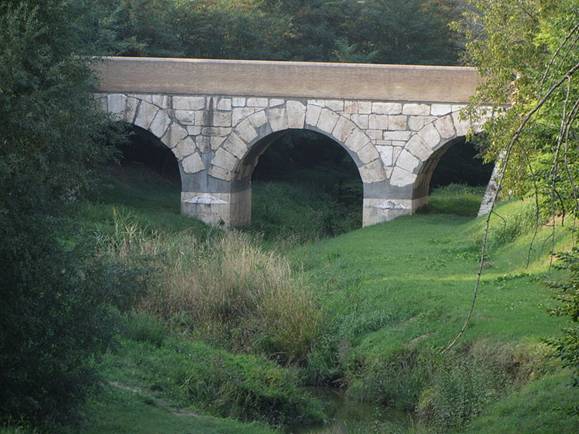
[{"left": 98, "top": 209, "right": 321, "bottom": 364}]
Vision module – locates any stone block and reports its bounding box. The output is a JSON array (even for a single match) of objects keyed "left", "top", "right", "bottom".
[
  {"left": 359, "top": 159, "right": 386, "bottom": 183},
  {"left": 317, "top": 108, "right": 339, "bottom": 134},
  {"left": 247, "top": 97, "right": 268, "bottom": 107},
  {"left": 125, "top": 97, "right": 140, "bottom": 123},
  {"left": 174, "top": 136, "right": 196, "bottom": 159},
  {"left": 431, "top": 103, "right": 452, "bottom": 116},
  {"left": 403, "top": 103, "right": 430, "bottom": 115},
  {"left": 306, "top": 104, "right": 322, "bottom": 127},
  {"left": 383, "top": 130, "right": 411, "bottom": 141},
  {"left": 408, "top": 116, "right": 436, "bottom": 131},
  {"left": 417, "top": 123, "right": 441, "bottom": 149},
  {"left": 249, "top": 110, "right": 268, "bottom": 128},
  {"left": 134, "top": 101, "right": 158, "bottom": 130},
  {"left": 162, "top": 123, "right": 188, "bottom": 148},
  {"left": 173, "top": 96, "right": 205, "bottom": 111},
  {"left": 287, "top": 100, "right": 306, "bottom": 128},
  {"left": 202, "top": 127, "right": 231, "bottom": 136},
  {"left": 212, "top": 111, "right": 232, "bottom": 127},
  {"left": 350, "top": 114, "right": 369, "bottom": 129},
  {"left": 232, "top": 97, "right": 246, "bottom": 107},
  {"left": 396, "top": 149, "right": 421, "bottom": 173},
  {"left": 405, "top": 134, "right": 430, "bottom": 160},
  {"left": 236, "top": 119, "right": 258, "bottom": 143},
  {"left": 357, "top": 143, "right": 380, "bottom": 164},
  {"left": 216, "top": 98, "right": 232, "bottom": 110},
  {"left": 208, "top": 164, "right": 233, "bottom": 181},
  {"left": 369, "top": 114, "right": 388, "bottom": 130},
  {"left": 390, "top": 167, "right": 417, "bottom": 187},
  {"left": 107, "top": 93, "right": 126, "bottom": 117},
  {"left": 366, "top": 129, "right": 383, "bottom": 140},
  {"left": 186, "top": 126, "right": 202, "bottom": 136},
  {"left": 332, "top": 116, "right": 356, "bottom": 142},
  {"left": 233, "top": 107, "right": 256, "bottom": 125},
  {"left": 222, "top": 133, "right": 247, "bottom": 159},
  {"left": 345, "top": 128, "right": 369, "bottom": 152},
  {"left": 376, "top": 145, "right": 394, "bottom": 166},
  {"left": 268, "top": 107, "right": 289, "bottom": 131},
  {"left": 372, "top": 102, "right": 402, "bottom": 115},
  {"left": 434, "top": 116, "right": 456, "bottom": 140},
  {"left": 213, "top": 148, "right": 238, "bottom": 170},
  {"left": 269, "top": 98, "right": 285, "bottom": 107},
  {"left": 182, "top": 152, "right": 205, "bottom": 174},
  {"left": 149, "top": 110, "right": 171, "bottom": 139},
  {"left": 174, "top": 110, "right": 196, "bottom": 125},
  {"left": 210, "top": 135, "right": 226, "bottom": 150},
  {"left": 387, "top": 115, "right": 407, "bottom": 130}
]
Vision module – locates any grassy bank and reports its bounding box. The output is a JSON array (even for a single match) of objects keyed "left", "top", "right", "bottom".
[{"left": 32, "top": 165, "right": 576, "bottom": 433}]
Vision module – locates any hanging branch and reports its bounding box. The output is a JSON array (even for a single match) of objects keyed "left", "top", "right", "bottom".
[{"left": 443, "top": 61, "right": 579, "bottom": 353}]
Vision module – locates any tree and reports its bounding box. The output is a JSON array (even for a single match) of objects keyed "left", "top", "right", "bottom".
[{"left": 0, "top": 1, "right": 121, "bottom": 425}]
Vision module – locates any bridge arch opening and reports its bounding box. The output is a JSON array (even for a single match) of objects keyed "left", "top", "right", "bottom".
[
  {"left": 415, "top": 136, "right": 493, "bottom": 216},
  {"left": 110, "top": 123, "right": 182, "bottom": 207},
  {"left": 235, "top": 128, "right": 364, "bottom": 237}
]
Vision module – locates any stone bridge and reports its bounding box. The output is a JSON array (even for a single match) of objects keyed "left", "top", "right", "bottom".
[{"left": 94, "top": 57, "right": 491, "bottom": 226}]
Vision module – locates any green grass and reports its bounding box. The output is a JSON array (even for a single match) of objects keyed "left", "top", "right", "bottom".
[{"left": 61, "top": 166, "right": 576, "bottom": 433}]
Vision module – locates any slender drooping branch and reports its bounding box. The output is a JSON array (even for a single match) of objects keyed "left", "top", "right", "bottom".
[{"left": 443, "top": 62, "right": 579, "bottom": 353}]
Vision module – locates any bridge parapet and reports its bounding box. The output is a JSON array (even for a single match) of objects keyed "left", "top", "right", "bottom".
[{"left": 94, "top": 57, "right": 492, "bottom": 227}]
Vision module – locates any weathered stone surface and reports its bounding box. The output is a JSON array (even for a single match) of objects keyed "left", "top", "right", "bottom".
[
  {"left": 390, "top": 167, "right": 417, "bottom": 187},
  {"left": 182, "top": 152, "right": 205, "bottom": 174},
  {"left": 222, "top": 133, "right": 247, "bottom": 158},
  {"left": 345, "top": 100, "right": 371, "bottom": 114},
  {"left": 372, "top": 102, "right": 402, "bottom": 114},
  {"left": 305, "top": 104, "right": 322, "bottom": 127},
  {"left": 233, "top": 107, "right": 256, "bottom": 125},
  {"left": 317, "top": 108, "right": 339, "bottom": 133},
  {"left": 107, "top": 93, "right": 126, "bottom": 117},
  {"left": 248, "top": 110, "right": 268, "bottom": 129},
  {"left": 309, "top": 99, "right": 343, "bottom": 111},
  {"left": 345, "top": 128, "right": 369, "bottom": 152},
  {"left": 186, "top": 125, "right": 202, "bottom": 136},
  {"left": 332, "top": 116, "right": 356, "bottom": 142},
  {"left": 269, "top": 98, "right": 285, "bottom": 107},
  {"left": 208, "top": 164, "right": 233, "bottom": 181},
  {"left": 388, "top": 115, "right": 407, "bottom": 131},
  {"left": 210, "top": 135, "right": 226, "bottom": 150},
  {"left": 247, "top": 97, "right": 268, "bottom": 107},
  {"left": 403, "top": 103, "right": 430, "bottom": 116},
  {"left": 383, "top": 130, "right": 411, "bottom": 141},
  {"left": 236, "top": 119, "right": 258, "bottom": 142},
  {"left": 396, "top": 149, "right": 421, "bottom": 173},
  {"left": 134, "top": 101, "right": 158, "bottom": 130},
  {"left": 216, "top": 98, "right": 232, "bottom": 110},
  {"left": 212, "top": 111, "right": 232, "bottom": 127},
  {"left": 202, "top": 127, "right": 231, "bottom": 136},
  {"left": 125, "top": 97, "right": 140, "bottom": 123},
  {"left": 408, "top": 116, "right": 436, "bottom": 131},
  {"left": 173, "top": 96, "right": 205, "bottom": 110},
  {"left": 213, "top": 148, "right": 238, "bottom": 170},
  {"left": 452, "top": 111, "right": 471, "bottom": 136},
  {"left": 232, "top": 97, "right": 246, "bottom": 107},
  {"left": 162, "top": 123, "right": 188, "bottom": 148},
  {"left": 405, "top": 134, "right": 430, "bottom": 160},
  {"left": 417, "top": 123, "right": 441, "bottom": 149},
  {"left": 431, "top": 103, "right": 452, "bottom": 116},
  {"left": 149, "top": 110, "right": 171, "bottom": 139},
  {"left": 357, "top": 143, "right": 380, "bottom": 164},
  {"left": 268, "top": 107, "right": 289, "bottom": 131},
  {"left": 366, "top": 130, "right": 383, "bottom": 140},
  {"left": 175, "top": 110, "right": 197, "bottom": 125},
  {"left": 350, "top": 114, "right": 369, "bottom": 129},
  {"left": 376, "top": 145, "right": 394, "bottom": 166},
  {"left": 174, "top": 136, "right": 197, "bottom": 159},
  {"left": 287, "top": 100, "right": 306, "bottom": 128},
  {"left": 369, "top": 114, "right": 388, "bottom": 130},
  {"left": 434, "top": 115, "right": 456, "bottom": 140},
  {"left": 359, "top": 159, "right": 386, "bottom": 183}
]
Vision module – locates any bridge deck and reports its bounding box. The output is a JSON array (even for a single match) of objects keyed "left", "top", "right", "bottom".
[{"left": 94, "top": 56, "right": 479, "bottom": 103}]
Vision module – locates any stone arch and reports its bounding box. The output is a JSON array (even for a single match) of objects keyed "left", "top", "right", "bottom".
[
  {"left": 101, "top": 93, "right": 206, "bottom": 177},
  {"left": 205, "top": 102, "right": 387, "bottom": 226},
  {"left": 390, "top": 109, "right": 489, "bottom": 210},
  {"left": 209, "top": 102, "right": 386, "bottom": 185}
]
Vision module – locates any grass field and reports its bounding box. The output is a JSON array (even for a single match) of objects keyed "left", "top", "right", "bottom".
[{"left": 19, "top": 165, "right": 574, "bottom": 434}]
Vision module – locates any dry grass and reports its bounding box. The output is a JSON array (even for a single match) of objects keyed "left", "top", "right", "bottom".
[{"left": 99, "top": 209, "right": 322, "bottom": 364}]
